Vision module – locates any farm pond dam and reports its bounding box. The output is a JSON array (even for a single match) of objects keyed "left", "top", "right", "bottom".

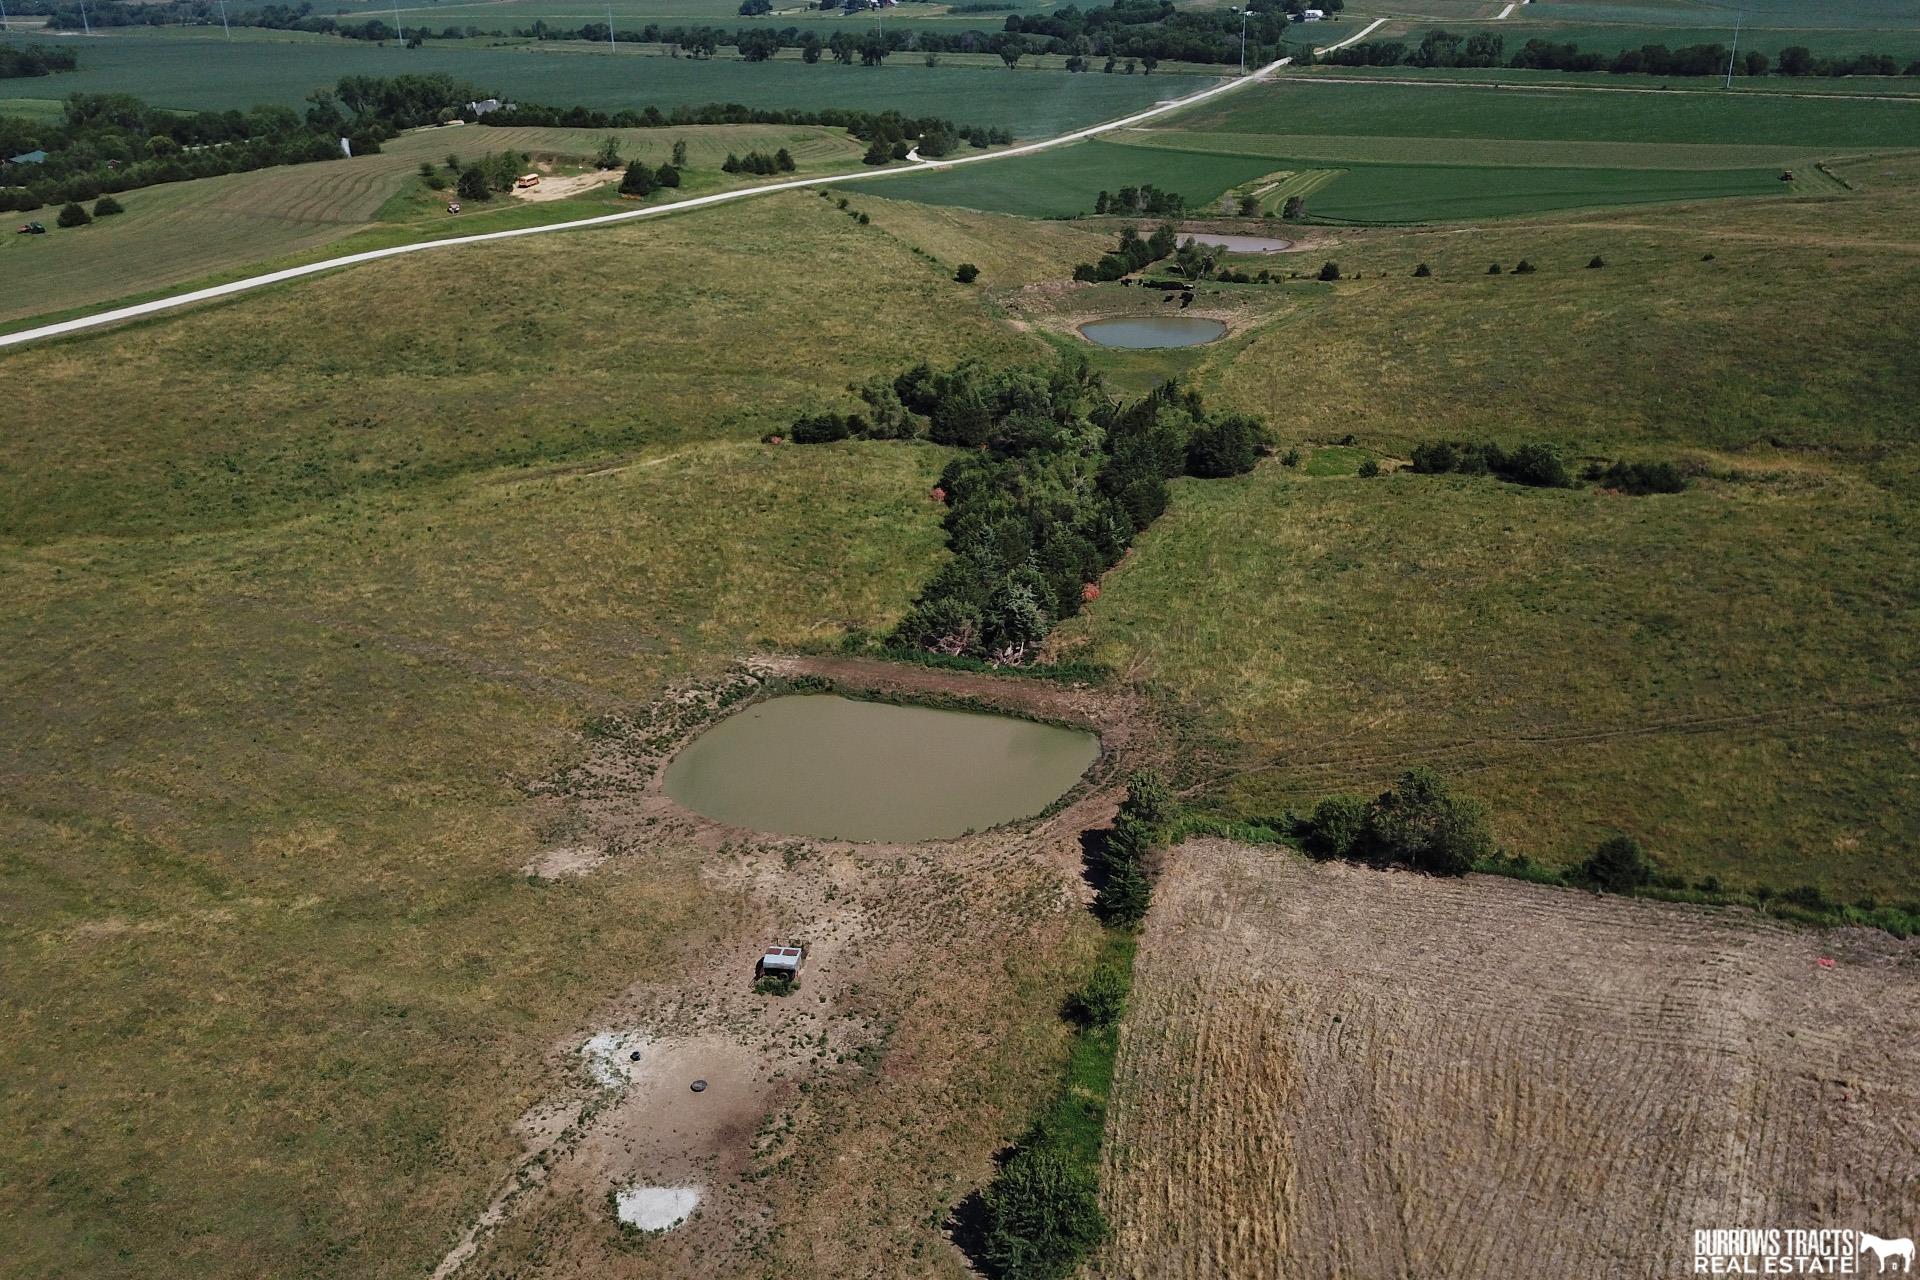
[{"left": 662, "top": 694, "right": 1099, "bottom": 842}]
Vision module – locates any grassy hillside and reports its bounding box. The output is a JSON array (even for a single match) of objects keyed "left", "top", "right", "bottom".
[
  {"left": 0, "top": 122, "right": 867, "bottom": 327},
  {"left": 1048, "top": 167, "right": 1920, "bottom": 901},
  {"left": 0, "top": 193, "right": 1110, "bottom": 1279}
]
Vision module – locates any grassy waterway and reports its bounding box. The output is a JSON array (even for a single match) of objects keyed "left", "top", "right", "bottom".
[{"left": 662, "top": 694, "right": 1099, "bottom": 841}]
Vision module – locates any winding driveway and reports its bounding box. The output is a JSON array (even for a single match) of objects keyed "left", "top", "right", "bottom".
[{"left": 1, "top": 56, "right": 1300, "bottom": 351}]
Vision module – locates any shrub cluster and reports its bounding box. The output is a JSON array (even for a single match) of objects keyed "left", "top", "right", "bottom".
[
  {"left": 1300, "top": 767, "right": 1492, "bottom": 876},
  {"left": 1072, "top": 222, "right": 1177, "bottom": 283},
  {"left": 451, "top": 150, "right": 531, "bottom": 202},
  {"left": 789, "top": 360, "right": 1266, "bottom": 665},
  {"left": 0, "top": 44, "right": 78, "bottom": 77},
  {"left": 1095, "top": 771, "right": 1174, "bottom": 926},
  {"left": 1092, "top": 184, "right": 1184, "bottom": 217},
  {"left": 720, "top": 147, "right": 795, "bottom": 175},
  {"left": 619, "top": 159, "right": 682, "bottom": 196},
  {"left": 1410, "top": 438, "right": 1575, "bottom": 488},
  {"left": 1595, "top": 458, "right": 1689, "bottom": 494}
]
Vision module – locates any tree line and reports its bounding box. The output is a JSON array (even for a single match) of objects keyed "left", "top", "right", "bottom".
[
  {"left": 20, "top": 0, "right": 1335, "bottom": 66},
  {"left": 786, "top": 356, "right": 1269, "bottom": 667},
  {"left": 0, "top": 44, "right": 78, "bottom": 78},
  {"left": 0, "top": 74, "right": 1005, "bottom": 212},
  {"left": 1409, "top": 439, "right": 1691, "bottom": 494},
  {"left": 1325, "top": 29, "right": 1920, "bottom": 77}
]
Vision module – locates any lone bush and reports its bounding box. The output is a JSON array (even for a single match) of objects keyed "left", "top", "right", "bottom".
[
  {"left": 1487, "top": 261, "right": 1503, "bottom": 274},
  {"left": 954, "top": 262, "right": 980, "bottom": 284},
  {"left": 1185, "top": 413, "right": 1268, "bottom": 478},
  {"left": 57, "top": 201, "right": 91, "bottom": 227},
  {"left": 92, "top": 195, "right": 124, "bottom": 217},
  {"left": 1514, "top": 259, "right": 1536, "bottom": 274},
  {"left": 1587, "top": 255, "right": 1606, "bottom": 269},
  {"left": 789, "top": 412, "right": 861, "bottom": 444},
  {"left": 1064, "top": 962, "right": 1129, "bottom": 1029},
  {"left": 1413, "top": 262, "right": 1431, "bottom": 277},
  {"left": 979, "top": 1146, "right": 1108, "bottom": 1280},
  {"left": 1303, "top": 794, "right": 1368, "bottom": 860},
  {"left": 1599, "top": 459, "right": 1689, "bottom": 494},
  {"left": 1578, "top": 834, "right": 1655, "bottom": 893},
  {"left": 1317, "top": 260, "right": 1340, "bottom": 282},
  {"left": 1357, "top": 457, "right": 1382, "bottom": 478}
]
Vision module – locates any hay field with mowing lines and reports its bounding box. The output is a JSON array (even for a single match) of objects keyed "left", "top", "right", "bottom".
[
  {"left": 0, "top": 122, "right": 866, "bottom": 327},
  {"left": 1100, "top": 840, "right": 1920, "bottom": 1278},
  {"left": 9, "top": 27, "right": 1197, "bottom": 134}
]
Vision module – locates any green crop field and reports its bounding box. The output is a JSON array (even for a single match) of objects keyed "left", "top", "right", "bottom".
[
  {"left": 1265, "top": 157, "right": 1781, "bottom": 221},
  {"left": 1173, "top": 76, "right": 1920, "bottom": 148},
  {"left": 0, "top": 122, "right": 867, "bottom": 328},
  {"left": 858, "top": 138, "right": 1283, "bottom": 218},
  {"left": 870, "top": 132, "right": 1790, "bottom": 220},
  {"left": 0, "top": 27, "right": 1199, "bottom": 133}
]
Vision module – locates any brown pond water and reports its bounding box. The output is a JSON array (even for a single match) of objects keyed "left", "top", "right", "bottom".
[{"left": 661, "top": 694, "right": 1099, "bottom": 842}]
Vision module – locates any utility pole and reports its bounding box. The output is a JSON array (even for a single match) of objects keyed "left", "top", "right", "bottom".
[
  {"left": 608, "top": 5, "right": 615, "bottom": 51},
  {"left": 1, "top": 0, "right": 10, "bottom": 33},
  {"left": 216, "top": 0, "right": 231, "bottom": 41},
  {"left": 78, "top": 0, "right": 91, "bottom": 37},
  {"left": 1724, "top": 7, "right": 1741, "bottom": 88},
  {"left": 1234, "top": 6, "right": 1249, "bottom": 76},
  {"left": 393, "top": 0, "right": 404, "bottom": 44}
]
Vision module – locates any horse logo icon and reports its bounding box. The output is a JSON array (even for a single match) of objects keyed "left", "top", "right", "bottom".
[{"left": 1860, "top": 1233, "right": 1916, "bottom": 1273}]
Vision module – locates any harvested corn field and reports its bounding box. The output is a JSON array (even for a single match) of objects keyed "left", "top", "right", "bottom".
[{"left": 1099, "top": 839, "right": 1920, "bottom": 1279}]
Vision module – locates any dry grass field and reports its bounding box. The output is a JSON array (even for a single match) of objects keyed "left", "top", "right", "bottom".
[{"left": 1100, "top": 839, "right": 1920, "bottom": 1279}]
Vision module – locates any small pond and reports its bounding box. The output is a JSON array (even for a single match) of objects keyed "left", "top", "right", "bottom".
[
  {"left": 662, "top": 694, "right": 1099, "bottom": 842},
  {"left": 1078, "top": 316, "right": 1227, "bottom": 349},
  {"left": 1183, "top": 233, "right": 1294, "bottom": 254}
]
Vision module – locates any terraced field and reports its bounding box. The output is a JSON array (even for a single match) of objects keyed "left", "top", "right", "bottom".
[{"left": 1100, "top": 839, "right": 1920, "bottom": 1278}]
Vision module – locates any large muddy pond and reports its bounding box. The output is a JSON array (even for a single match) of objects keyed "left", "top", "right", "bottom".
[
  {"left": 662, "top": 694, "right": 1099, "bottom": 842},
  {"left": 1183, "top": 232, "right": 1294, "bottom": 253},
  {"left": 1078, "top": 316, "right": 1227, "bottom": 349}
]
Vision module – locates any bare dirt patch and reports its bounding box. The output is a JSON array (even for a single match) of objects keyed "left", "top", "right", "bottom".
[
  {"left": 1100, "top": 839, "right": 1920, "bottom": 1279},
  {"left": 512, "top": 169, "right": 622, "bottom": 203},
  {"left": 431, "top": 658, "right": 1165, "bottom": 1277},
  {"left": 523, "top": 845, "right": 607, "bottom": 879}
]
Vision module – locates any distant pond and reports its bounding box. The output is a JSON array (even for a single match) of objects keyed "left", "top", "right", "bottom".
[
  {"left": 1182, "top": 233, "right": 1295, "bottom": 254},
  {"left": 1078, "top": 316, "right": 1227, "bottom": 349},
  {"left": 662, "top": 694, "right": 1099, "bottom": 842}
]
